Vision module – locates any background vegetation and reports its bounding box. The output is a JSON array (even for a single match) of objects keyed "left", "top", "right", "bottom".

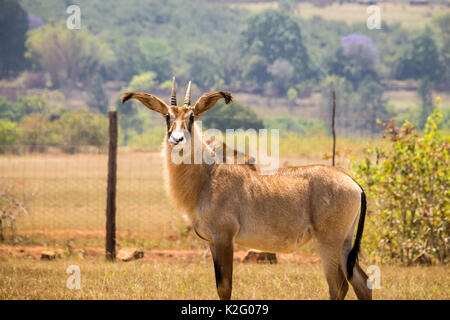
[{"left": 0, "top": 0, "right": 447, "bottom": 151}]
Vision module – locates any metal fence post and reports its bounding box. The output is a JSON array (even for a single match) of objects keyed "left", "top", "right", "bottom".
[{"left": 332, "top": 91, "right": 336, "bottom": 167}]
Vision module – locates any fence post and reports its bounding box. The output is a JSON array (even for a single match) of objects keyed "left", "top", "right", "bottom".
[
  {"left": 106, "top": 111, "right": 117, "bottom": 261},
  {"left": 332, "top": 91, "right": 336, "bottom": 167}
]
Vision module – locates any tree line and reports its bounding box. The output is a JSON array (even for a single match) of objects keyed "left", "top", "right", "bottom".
[{"left": 0, "top": 0, "right": 449, "bottom": 146}]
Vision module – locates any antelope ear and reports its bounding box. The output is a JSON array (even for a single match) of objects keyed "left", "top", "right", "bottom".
[
  {"left": 120, "top": 92, "right": 168, "bottom": 115},
  {"left": 193, "top": 91, "right": 233, "bottom": 116}
]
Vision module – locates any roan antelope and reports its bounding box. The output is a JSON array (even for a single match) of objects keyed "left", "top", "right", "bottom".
[{"left": 121, "top": 78, "right": 372, "bottom": 300}]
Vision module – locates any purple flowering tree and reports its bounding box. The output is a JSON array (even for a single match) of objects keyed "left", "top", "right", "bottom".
[
  {"left": 340, "top": 33, "right": 380, "bottom": 85},
  {"left": 27, "top": 14, "right": 44, "bottom": 30}
]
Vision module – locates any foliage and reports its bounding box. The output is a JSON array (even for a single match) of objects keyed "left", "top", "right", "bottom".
[
  {"left": 432, "top": 13, "right": 450, "bottom": 91},
  {"left": 241, "top": 9, "right": 312, "bottom": 85},
  {"left": 0, "top": 185, "right": 28, "bottom": 241},
  {"left": 18, "top": 106, "right": 108, "bottom": 153},
  {"left": 320, "top": 75, "right": 390, "bottom": 134},
  {"left": 0, "top": 120, "right": 20, "bottom": 152},
  {"left": 18, "top": 114, "right": 61, "bottom": 152},
  {"left": 135, "top": 38, "right": 174, "bottom": 82},
  {"left": 0, "top": 0, "right": 28, "bottom": 78},
  {"left": 0, "top": 97, "right": 18, "bottom": 121},
  {"left": 14, "top": 94, "right": 61, "bottom": 122},
  {"left": 201, "top": 100, "right": 263, "bottom": 131},
  {"left": 242, "top": 55, "right": 270, "bottom": 89},
  {"left": 87, "top": 75, "right": 110, "bottom": 115},
  {"left": 287, "top": 88, "right": 298, "bottom": 102},
  {"left": 184, "top": 47, "right": 219, "bottom": 91},
  {"left": 394, "top": 28, "right": 442, "bottom": 82},
  {"left": 25, "top": 21, "right": 115, "bottom": 88},
  {"left": 128, "top": 72, "right": 158, "bottom": 92},
  {"left": 353, "top": 110, "right": 449, "bottom": 265},
  {"left": 266, "top": 58, "right": 296, "bottom": 94},
  {"left": 56, "top": 110, "right": 108, "bottom": 153},
  {"left": 327, "top": 33, "right": 380, "bottom": 89},
  {"left": 263, "top": 116, "right": 324, "bottom": 135},
  {"left": 128, "top": 127, "right": 166, "bottom": 151},
  {"left": 417, "top": 78, "right": 434, "bottom": 129},
  {"left": 27, "top": 13, "right": 44, "bottom": 30}
]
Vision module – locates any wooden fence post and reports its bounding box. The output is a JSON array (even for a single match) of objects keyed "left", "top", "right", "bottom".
[
  {"left": 332, "top": 91, "right": 336, "bottom": 167},
  {"left": 106, "top": 111, "right": 117, "bottom": 261}
]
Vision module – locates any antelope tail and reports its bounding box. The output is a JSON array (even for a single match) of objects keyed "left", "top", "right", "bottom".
[{"left": 346, "top": 191, "right": 367, "bottom": 280}]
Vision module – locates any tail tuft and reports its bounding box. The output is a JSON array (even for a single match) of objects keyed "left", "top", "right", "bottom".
[
  {"left": 347, "top": 191, "right": 367, "bottom": 279},
  {"left": 120, "top": 92, "right": 134, "bottom": 104},
  {"left": 220, "top": 91, "right": 233, "bottom": 104}
]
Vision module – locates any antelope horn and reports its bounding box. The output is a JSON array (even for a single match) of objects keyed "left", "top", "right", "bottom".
[
  {"left": 170, "top": 76, "right": 177, "bottom": 106},
  {"left": 184, "top": 81, "right": 192, "bottom": 106}
]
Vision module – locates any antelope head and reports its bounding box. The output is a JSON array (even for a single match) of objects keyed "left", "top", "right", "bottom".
[{"left": 120, "top": 77, "right": 233, "bottom": 147}]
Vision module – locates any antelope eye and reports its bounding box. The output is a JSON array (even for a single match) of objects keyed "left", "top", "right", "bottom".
[{"left": 189, "top": 114, "right": 194, "bottom": 122}]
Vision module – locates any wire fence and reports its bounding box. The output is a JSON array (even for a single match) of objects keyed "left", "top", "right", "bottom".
[{"left": 0, "top": 146, "right": 187, "bottom": 246}]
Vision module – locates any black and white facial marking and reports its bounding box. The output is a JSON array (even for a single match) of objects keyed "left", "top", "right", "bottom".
[{"left": 166, "top": 106, "right": 196, "bottom": 146}]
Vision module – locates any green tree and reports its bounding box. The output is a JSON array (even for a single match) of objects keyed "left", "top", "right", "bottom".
[
  {"left": 242, "top": 55, "right": 270, "bottom": 89},
  {"left": 184, "top": 47, "right": 218, "bottom": 90},
  {"left": 135, "top": 38, "right": 174, "bottom": 82},
  {"left": 357, "top": 78, "right": 390, "bottom": 133},
  {"left": 394, "top": 28, "right": 442, "bottom": 82},
  {"left": 87, "top": 75, "right": 110, "bottom": 115},
  {"left": 263, "top": 116, "right": 324, "bottom": 135},
  {"left": 0, "top": 97, "right": 19, "bottom": 121},
  {"left": 0, "top": 0, "right": 28, "bottom": 78},
  {"left": 241, "top": 10, "right": 311, "bottom": 84},
  {"left": 320, "top": 75, "right": 389, "bottom": 134},
  {"left": 127, "top": 72, "right": 157, "bottom": 92},
  {"left": 19, "top": 114, "right": 60, "bottom": 152},
  {"left": 0, "top": 120, "right": 20, "bottom": 152},
  {"left": 202, "top": 100, "right": 263, "bottom": 132},
  {"left": 14, "top": 94, "right": 61, "bottom": 122},
  {"left": 57, "top": 110, "right": 108, "bottom": 153},
  {"left": 417, "top": 78, "right": 434, "bottom": 129},
  {"left": 26, "top": 21, "right": 115, "bottom": 88},
  {"left": 433, "top": 13, "right": 450, "bottom": 90}
]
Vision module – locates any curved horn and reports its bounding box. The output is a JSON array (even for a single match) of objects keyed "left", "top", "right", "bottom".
[
  {"left": 184, "top": 81, "right": 192, "bottom": 106},
  {"left": 170, "top": 76, "right": 177, "bottom": 106}
]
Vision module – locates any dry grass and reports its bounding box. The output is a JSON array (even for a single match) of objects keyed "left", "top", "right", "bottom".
[
  {"left": 0, "top": 255, "right": 448, "bottom": 300},
  {"left": 231, "top": 2, "right": 449, "bottom": 30},
  {"left": 0, "top": 152, "right": 184, "bottom": 246}
]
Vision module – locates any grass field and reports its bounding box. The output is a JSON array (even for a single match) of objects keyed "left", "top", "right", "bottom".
[
  {"left": 231, "top": 2, "right": 449, "bottom": 30},
  {"left": 0, "top": 254, "right": 448, "bottom": 299}
]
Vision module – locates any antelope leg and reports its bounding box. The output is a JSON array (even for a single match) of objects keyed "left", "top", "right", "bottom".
[{"left": 209, "top": 240, "right": 234, "bottom": 300}]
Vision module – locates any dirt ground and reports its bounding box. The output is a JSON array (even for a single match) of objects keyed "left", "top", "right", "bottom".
[{"left": 0, "top": 244, "right": 320, "bottom": 264}]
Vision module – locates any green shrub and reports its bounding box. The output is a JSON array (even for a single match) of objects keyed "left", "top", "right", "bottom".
[
  {"left": 18, "top": 110, "right": 108, "bottom": 153},
  {"left": 57, "top": 110, "right": 108, "bottom": 153},
  {"left": 128, "top": 127, "right": 166, "bottom": 151},
  {"left": 353, "top": 110, "right": 449, "bottom": 265},
  {"left": 202, "top": 100, "right": 263, "bottom": 131},
  {"left": 263, "top": 116, "right": 325, "bottom": 136},
  {"left": 0, "top": 119, "right": 20, "bottom": 152},
  {"left": 128, "top": 72, "right": 158, "bottom": 92}
]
